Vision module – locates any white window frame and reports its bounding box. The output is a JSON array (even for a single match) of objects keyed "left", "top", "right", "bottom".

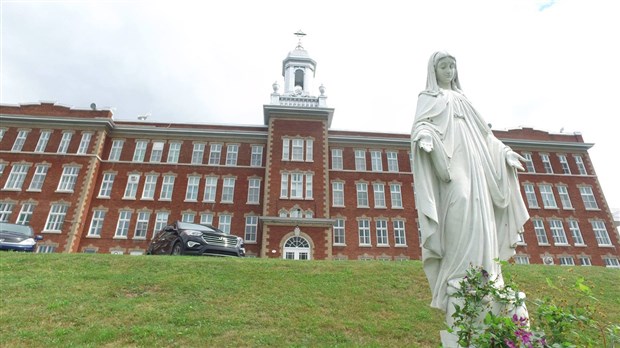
[
  {"left": 185, "top": 176, "right": 201, "bottom": 201},
  {"left": 123, "top": 174, "right": 140, "bottom": 199},
  {"left": 591, "top": 220, "right": 612, "bottom": 246},
  {"left": 16, "top": 203, "right": 35, "bottom": 225},
  {"left": 109, "top": 139, "right": 124, "bottom": 161},
  {"left": 114, "top": 211, "right": 132, "bottom": 238},
  {"left": 573, "top": 155, "right": 587, "bottom": 175},
  {"left": 4, "top": 164, "right": 30, "bottom": 190},
  {"left": 12, "top": 130, "right": 29, "bottom": 151},
  {"left": 370, "top": 151, "right": 383, "bottom": 172},
  {"left": 57, "top": 166, "right": 80, "bottom": 192},
  {"left": 132, "top": 140, "right": 148, "bottom": 162},
  {"left": 524, "top": 183, "right": 539, "bottom": 208},
  {"left": 35, "top": 130, "right": 51, "bottom": 153},
  {"left": 539, "top": 184, "right": 557, "bottom": 209},
  {"left": 0, "top": 202, "right": 14, "bottom": 222},
  {"left": 373, "top": 183, "right": 386, "bottom": 208},
  {"left": 221, "top": 178, "right": 236, "bottom": 203},
  {"left": 149, "top": 141, "right": 164, "bottom": 163},
  {"left": 88, "top": 210, "right": 106, "bottom": 237},
  {"left": 203, "top": 176, "right": 218, "bottom": 202},
  {"left": 208, "top": 143, "right": 221, "bottom": 165},
  {"left": 334, "top": 219, "right": 345, "bottom": 245},
  {"left": 160, "top": 175, "right": 175, "bottom": 201},
  {"left": 533, "top": 219, "right": 549, "bottom": 245},
  {"left": 522, "top": 152, "right": 535, "bottom": 173},
  {"left": 358, "top": 219, "right": 371, "bottom": 246},
  {"left": 141, "top": 174, "right": 157, "bottom": 200},
  {"left": 28, "top": 164, "right": 49, "bottom": 191},
  {"left": 549, "top": 219, "right": 568, "bottom": 245},
  {"left": 291, "top": 139, "right": 304, "bottom": 161},
  {"left": 182, "top": 212, "right": 195, "bottom": 223},
  {"left": 557, "top": 185, "right": 573, "bottom": 209},
  {"left": 558, "top": 154, "right": 571, "bottom": 174},
  {"left": 244, "top": 216, "right": 258, "bottom": 242},
  {"left": 191, "top": 143, "right": 205, "bottom": 165},
  {"left": 218, "top": 214, "right": 231, "bottom": 234},
  {"left": 332, "top": 182, "right": 344, "bottom": 207},
  {"left": 134, "top": 212, "right": 150, "bottom": 239},
  {"left": 98, "top": 173, "right": 115, "bottom": 198},
  {"left": 200, "top": 213, "right": 213, "bottom": 226},
  {"left": 559, "top": 256, "right": 575, "bottom": 266},
  {"left": 579, "top": 186, "right": 598, "bottom": 210},
  {"left": 305, "top": 139, "right": 313, "bottom": 162},
  {"left": 386, "top": 151, "right": 399, "bottom": 172},
  {"left": 250, "top": 145, "right": 263, "bottom": 167},
  {"left": 376, "top": 220, "right": 389, "bottom": 246},
  {"left": 153, "top": 212, "right": 169, "bottom": 237},
  {"left": 44, "top": 204, "right": 68, "bottom": 232},
  {"left": 57, "top": 132, "right": 73, "bottom": 154},
  {"left": 393, "top": 220, "right": 407, "bottom": 246},
  {"left": 356, "top": 182, "right": 369, "bottom": 207},
  {"left": 247, "top": 178, "right": 261, "bottom": 204},
  {"left": 390, "top": 184, "right": 403, "bottom": 208},
  {"left": 77, "top": 132, "right": 92, "bottom": 155},
  {"left": 167, "top": 142, "right": 181, "bottom": 163},
  {"left": 331, "top": 149, "right": 343, "bottom": 170},
  {"left": 355, "top": 150, "right": 366, "bottom": 171},
  {"left": 568, "top": 220, "right": 585, "bottom": 245},
  {"left": 225, "top": 144, "right": 239, "bottom": 166},
  {"left": 540, "top": 153, "right": 553, "bottom": 174}
]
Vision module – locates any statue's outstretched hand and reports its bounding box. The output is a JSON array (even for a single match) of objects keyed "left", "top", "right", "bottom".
[
  {"left": 414, "top": 130, "right": 434, "bottom": 153},
  {"left": 507, "top": 150, "right": 526, "bottom": 171}
]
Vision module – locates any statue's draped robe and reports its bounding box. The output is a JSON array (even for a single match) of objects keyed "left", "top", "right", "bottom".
[{"left": 411, "top": 89, "right": 529, "bottom": 311}]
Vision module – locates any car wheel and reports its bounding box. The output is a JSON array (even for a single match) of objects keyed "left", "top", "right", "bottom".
[{"left": 171, "top": 242, "right": 182, "bottom": 256}]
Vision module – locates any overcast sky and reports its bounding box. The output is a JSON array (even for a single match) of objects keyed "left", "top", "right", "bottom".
[{"left": 1, "top": 0, "right": 619, "bottom": 215}]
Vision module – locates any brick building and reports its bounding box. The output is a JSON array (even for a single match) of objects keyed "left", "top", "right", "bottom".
[{"left": 1, "top": 42, "right": 618, "bottom": 266}]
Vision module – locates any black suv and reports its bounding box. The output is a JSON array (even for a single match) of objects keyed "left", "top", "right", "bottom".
[{"left": 147, "top": 221, "right": 245, "bottom": 257}]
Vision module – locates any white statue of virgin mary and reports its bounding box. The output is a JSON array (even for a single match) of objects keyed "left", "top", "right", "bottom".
[{"left": 411, "top": 51, "right": 530, "bottom": 319}]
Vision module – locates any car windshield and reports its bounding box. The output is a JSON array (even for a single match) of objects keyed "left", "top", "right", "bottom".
[
  {"left": 0, "top": 223, "right": 34, "bottom": 237},
  {"left": 177, "top": 221, "right": 220, "bottom": 233}
]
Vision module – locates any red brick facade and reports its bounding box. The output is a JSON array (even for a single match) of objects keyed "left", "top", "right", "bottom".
[{"left": 1, "top": 102, "right": 618, "bottom": 266}]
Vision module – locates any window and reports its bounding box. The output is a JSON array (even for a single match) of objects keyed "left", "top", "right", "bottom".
[
  {"left": 35, "top": 130, "right": 51, "bottom": 152},
  {"left": 356, "top": 183, "right": 369, "bottom": 207},
  {"left": 539, "top": 184, "right": 557, "bottom": 208},
  {"left": 549, "top": 219, "right": 568, "bottom": 245},
  {"left": 123, "top": 174, "right": 140, "bottom": 199},
  {"left": 57, "top": 166, "right": 80, "bottom": 192},
  {"left": 192, "top": 143, "right": 205, "bottom": 164},
  {"left": 250, "top": 145, "right": 263, "bottom": 167},
  {"left": 373, "top": 183, "right": 386, "bottom": 208},
  {"left": 142, "top": 174, "right": 157, "bottom": 200},
  {"left": 88, "top": 210, "right": 106, "bottom": 236},
  {"left": 355, "top": 150, "right": 366, "bottom": 171},
  {"left": 221, "top": 178, "right": 236, "bottom": 203},
  {"left": 291, "top": 139, "right": 304, "bottom": 161},
  {"left": 514, "top": 255, "right": 530, "bottom": 265},
  {"left": 305, "top": 139, "right": 313, "bottom": 162},
  {"left": 44, "top": 204, "right": 68, "bottom": 231},
  {"left": 603, "top": 258, "right": 620, "bottom": 268},
  {"left": 579, "top": 186, "right": 598, "bottom": 210},
  {"left": 244, "top": 216, "right": 258, "bottom": 242},
  {"left": 386, "top": 151, "right": 399, "bottom": 172},
  {"left": 522, "top": 152, "right": 535, "bottom": 173},
  {"left": 393, "top": 220, "right": 406, "bottom": 246},
  {"left": 98, "top": 173, "right": 116, "bottom": 198},
  {"left": 247, "top": 178, "right": 261, "bottom": 204},
  {"left": 153, "top": 212, "right": 169, "bottom": 237},
  {"left": 16, "top": 203, "right": 35, "bottom": 225},
  {"left": 558, "top": 155, "right": 571, "bottom": 174},
  {"left": 200, "top": 213, "right": 213, "bottom": 226},
  {"left": 332, "top": 182, "right": 344, "bottom": 207},
  {"left": 57, "top": 132, "right": 73, "bottom": 154},
  {"left": 167, "top": 142, "right": 181, "bottom": 163},
  {"left": 160, "top": 175, "right": 175, "bottom": 200},
  {"left": 182, "top": 212, "right": 195, "bottom": 223},
  {"left": 109, "top": 139, "right": 124, "bottom": 161},
  {"left": 0, "top": 163, "right": 5, "bottom": 177},
  {"left": 358, "top": 219, "right": 371, "bottom": 246},
  {"left": 540, "top": 154, "right": 553, "bottom": 174},
  {"left": 568, "top": 220, "right": 585, "bottom": 245},
  {"left": 185, "top": 176, "right": 200, "bottom": 201},
  {"left": 280, "top": 173, "right": 312, "bottom": 200},
  {"left": 114, "top": 211, "right": 132, "bottom": 238},
  {"left": 226, "top": 144, "right": 238, "bottom": 166},
  {"left": 305, "top": 174, "right": 313, "bottom": 199},
  {"left": 559, "top": 256, "right": 575, "bottom": 266},
  {"left": 557, "top": 186, "right": 573, "bottom": 209},
  {"left": 532, "top": 219, "right": 549, "bottom": 245},
  {"left": 334, "top": 219, "right": 345, "bottom": 245},
  {"left": 331, "top": 149, "right": 343, "bottom": 170},
  {"left": 4, "top": 164, "right": 30, "bottom": 190},
  {"left": 385, "top": 184, "right": 401, "bottom": 209},
  {"left": 150, "top": 141, "right": 164, "bottom": 162},
  {"left": 132, "top": 140, "right": 148, "bottom": 162},
  {"left": 218, "top": 214, "right": 231, "bottom": 234},
  {"left": 578, "top": 256, "right": 591, "bottom": 266},
  {"left": 0, "top": 202, "right": 14, "bottom": 222},
  {"left": 77, "top": 132, "right": 92, "bottom": 154},
  {"left": 208, "top": 144, "right": 221, "bottom": 165},
  {"left": 523, "top": 184, "right": 539, "bottom": 208},
  {"left": 376, "top": 220, "right": 389, "bottom": 246},
  {"left": 591, "top": 221, "right": 611, "bottom": 246},
  {"left": 37, "top": 245, "right": 56, "bottom": 253},
  {"left": 370, "top": 151, "right": 383, "bottom": 172},
  {"left": 282, "top": 138, "right": 290, "bottom": 160},
  {"left": 0, "top": 128, "right": 4, "bottom": 142},
  {"left": 203, "top": 176, "right": 217, "bottom": 202},
  {"left": 12, "top": 130, "right": 29, "bottom": 151},
  {"left": 573, "top": 155, "right": 587, "bottom": 175},
  {"left": 28, "top": 165, "right": 49, "bottom": 191}
]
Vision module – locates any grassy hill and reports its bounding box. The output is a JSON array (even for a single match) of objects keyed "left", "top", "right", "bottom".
[{"left": 1, "top": 253, "right": 618, "bottom": 347}]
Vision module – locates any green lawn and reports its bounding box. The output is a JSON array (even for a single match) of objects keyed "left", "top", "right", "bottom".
[{"left": 1, "top": 253, "right": 618, "bottom": 347}]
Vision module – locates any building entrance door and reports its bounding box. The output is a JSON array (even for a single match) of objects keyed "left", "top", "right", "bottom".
[{"left": 283, "top": 236, "right": 310, "bottom": 260}]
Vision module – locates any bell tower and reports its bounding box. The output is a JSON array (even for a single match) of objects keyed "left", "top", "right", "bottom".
[{"left": 261, "top": 31, "right": 335, "bottom": 260}]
